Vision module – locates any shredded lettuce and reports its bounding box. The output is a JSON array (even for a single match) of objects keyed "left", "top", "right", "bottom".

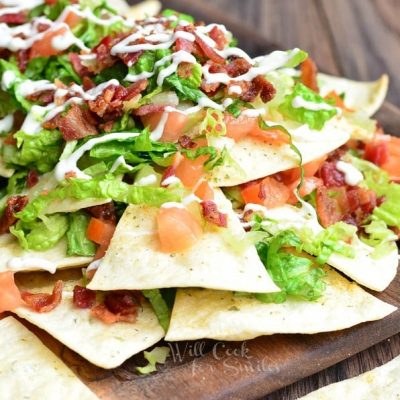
[
  {"left": 161, "top": 9, "right": 194, "bottom": 26},
  {"left": 142, "top": 289, "right": 171, "bottom": 331},
  {"left": 279, "top": 83, "right": 337, "bottom": 130},
  {"left": 136, "top": 346, "right": 170, "bottom": 375},
  {"left": 256, "top": 230, "right": 326, "bottom": 303},
  {"left": 66, "top": 212, "right": 96, "bottom": 256},
  {"left": 10, "top": 214, "right": 69, "bottom": 251},
  {"left": 225, "top": 99, "right": 254, "bottom": 118},
  {"left": 361, "top": 219, "right": 397, "bottom": 259},
  {"left": 165, "top": 73, "right": 204, "bottom": 103}
]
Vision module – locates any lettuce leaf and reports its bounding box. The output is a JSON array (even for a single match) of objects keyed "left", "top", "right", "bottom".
[
  {"left": 165, "top": 73, "right": 204, "bottom": 103},
  {"left": 0, "top": 90, "right": 18, "bottom": 118},
  {"left": 10, "top": 214, "right": 69, "bottom": 251},
  {"left": 142, "top": 289, "right": 171, "bottom": 331},
  {"left": 279, "top": 83, "right": 337, "bottom": 130},
  {"left": 161, "top": 9, "right": 194, "bottom": 26},
  {"left": 66, "top": 212, "right": 96, "bottom": 256},
  {"left": 136, "top": 346, "right": 170, "bottom": 375},
  {"left": 256, "top": 230, "right": 326, "bottom": 303},
  {"left": 361, "top": 219, "right": 397, "bottom": 259}
]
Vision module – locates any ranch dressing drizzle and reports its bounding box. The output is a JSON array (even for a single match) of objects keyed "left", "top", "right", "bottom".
[
  {"left": 136, "top": 174, "right": 157, "bottom": 186},
  {"left": 7, "top": 257, "right": 57, "bottom": 274},
  {"left": 336, "top": 161, "right": 364, "bottom": 186},
  {"left": 150, "top": 111, "right": 169, "bottom": 141},
  {"left": 110, "top": 155, "right": 134, "bottom": 173},
  {"left": 0, "top": 114, "right": 13, "bottom": 133},
  {"left": 17, "top": 79, "right": 57, "bottom": 97},
  {"left": 0, "top": 0, "right": 44, "bottom": 15},
  {"left": 291, "top": 96, "right": 336, "bottom": 111},
  {"left": 54, "top": 132, "right": 140, "bottom": 181}
]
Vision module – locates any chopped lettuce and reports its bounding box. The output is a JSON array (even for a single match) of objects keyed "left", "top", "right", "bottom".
[
  {"left": 10, "top": 214, "right": 69, "bottom": 251},
  {"left": 225, "top": 99, "right": 254, "bottom": 118},
  {"left": 142, "top": 289, "right": 171, "bottom": 331},
  {"left": 66, "top": 212, "right": 96, "bottom": 256},
  {"left": 256, "top": 230, "right": 326, "bottom": 303},
  {"left": 165, "top": 73, "right": 204, "bottom": 103},
  {"left": 279, "top": 83, "right": 337, "bottom": 130},
  {"left": 0, "top": 90, "right": 18, "bottom": 119},
  {"left": 361, "top": 219, "right": 397, "bottom": 259},
  {"left": 136, "top": 346, "right": 170, "bottom": 375},
  {"left": 161, "top": 9, "right": 194, "bottom": 26}
]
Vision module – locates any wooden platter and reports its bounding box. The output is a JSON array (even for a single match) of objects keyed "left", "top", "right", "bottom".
[{"left": 12, "top": 1, "right": 400, "bottom": 399}]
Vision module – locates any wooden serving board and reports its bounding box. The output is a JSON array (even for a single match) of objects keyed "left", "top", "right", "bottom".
[{"left": 17, "top": 2, "right": 400, "bottom": 399}]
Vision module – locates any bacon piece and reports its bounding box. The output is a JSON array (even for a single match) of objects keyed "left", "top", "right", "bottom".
[
  {"left": 208, "top": 26, "right": 228, "bottom": 50},
  {"left": 69, "top": 53, "right": 90, "bottom": 78},
  {"left": 178, "top": 135, "right": 196, "bottom": 149},
  {"left": 224, "top": 58, "right": 252, "bottom": 78},
  {"left": 16, "top": 49, "right": 29, "bottom": 72},
  {"left": 195, "top": 34, "right": 225, "bottom": 64},
  {"left": 53, "top": 103, "right": 98, "bottom": 141},
  {"left": 240, "top": 75, "right": 276, "bottom": 103},
  {"left": 21, "top": 281, "right": 63, "bottom": 313},
  {"left": 26, "top": 90, "right": 54, "bottom": 105},
  {"left": 91, "top": 36, "right": 118, "bottom": 73},
  {"left": 73, "top": 285, "right": 96, "bottom": 309},
  {"left": 85, "top": 202, "right": 116, "bottom": 224},
  {"left": 319, "top": 162, "right": 346, "bottom": 188},
  {"left": 300, "top": 57, "right": 319, "bottom": 93},
  {"left": 90, "top": 303, "right": 138, "bottom": 324},
  {"left": 201, "top": 200, "right": 228, "bottom": 227},
  {"left": 119, "top": 50, "right": 143, "bottom": 66},
  {"left": 26, "top": 170, "right": 39, "bottom": 189},
  {"left": 88, "top": 85, "right": 117, "bottom": 117},
  {"left": 104, "top": 291, "right": 141, "bottom": 315},
  {"left": 82, "top": 76, "right": 96, "bottom": 91},
  {"left": 122, "top": 79, "right": 148, "bottom": 101},
  {"left": 0, "top": 196, "right": 28, "bottom": 234},
  {"left": 134, "top": 104, "right": 165, "bottom": 116},
  {"left": 0, "top": 12, "right": 26, "bottom": 24},
  {"left": 174, "top": 37, "right": 195, "bottom": 53}
]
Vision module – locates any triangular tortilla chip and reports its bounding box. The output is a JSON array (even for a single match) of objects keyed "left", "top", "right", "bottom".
[
  {"left": 165, "top": 266, "right": 396, "bottom": 341},
  {"left": 208, "top": 116, "right": 351, "bottom": 186},
  {"left": 14, "top": 270, "right": 164, "bottom": 369},
  {"left": 88, "top": 189, "right": 279, "bottom": 293},
  {"left": 299, "top": 354, "right": 400, "bottom": 399},
  {"left": 257, "top": 204, "right": 399, "bottom": 291},
  {"left": 318, "top": 73, "right": 388, "bottom": 117},
  {"left": 0, "top": 234, "right": 93, "bottom": 274},
  {"left": 0, "top": 316, "right": 98, "bottom": 400}
]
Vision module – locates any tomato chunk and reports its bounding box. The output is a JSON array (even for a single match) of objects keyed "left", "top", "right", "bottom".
[
  {"left": 87, "top": 218, "right": 116, "bottom": 246},
  {"left": 0, "top": 272, "right": 23, "bottom": 313}
]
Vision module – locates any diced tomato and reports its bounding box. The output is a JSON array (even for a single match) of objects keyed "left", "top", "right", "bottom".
[
  {"left": 0, "top": 272, "right": 23, "bottom": 313},
  {"left": 281, "top": 155, "right": 327, "bottom": 183},
  {"left": 315, "top": 186, "right": 344, "bottom": 228},
  {"left": 30, "top": 26, "right": 69, "bottom": 59},
  {"left": 287, "top": 177, "right": 322, "bottom": 204},
  {"left": 364, "top": 140, "right": 389, "bottom": 167},
  {"left": 157, "top": 207, "right": 203, "bottom": 252},
  {"left": 62, "top": 11, "right": 82, "bottom": 29},
  {"left": 241, "top": 177, "right": 290, "bottom": 209},
  {"left": 87, "top": 218, "right": 116, "bottom": 246},
  {"left": 141, "top": 111, "right": 189, "bottom": 143},
  {"left": 225, "top": 113, "right": 257, "bottom": 141},
  {"left": 194, "top": 180, "right": 214, "bottom": 201},
  {"left": 174, "top": 155, "right": 206, "bottom": 188}
]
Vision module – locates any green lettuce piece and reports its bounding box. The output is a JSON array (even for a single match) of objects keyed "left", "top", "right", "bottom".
[
  {"left": 10, "top": 214, "right": 69, "bottom": 251},
  {"left": 142, "top": 289, "right": 171, "bottom": 331},
  {"left": 0, "top": 90, "right": 18, "bottom": 118},
  {"left": 4, "top": 130, "right": 63, "bottom": 173},
  {"left": 225, "top": 99, "right": 254, "bottom": 118},
  {"left": 165, "top": 73, "right": 204, "bottom": 103},
  {"left": 349, "top": 156, "right": 400, "bottom": 227},
  {"left": 93, "top": 62, "right": 128, "bottom": 85},
  {"left": 29, "top": 0, "right": 71, "bottom": 20},
  {"left": 16, "top": 175, "right": 182, "bottom": 222},
  {"left": 256, "top": 230, "right": 326, "bottom": 303},
  {"left": 282, "top": 49, "right": 309, "bottom": 68},
  {"left": 161, "top": 9, "right": 194, "bottom": 26},
  {"left": 136, "top": 346, "right": 170, "bottom": 375},
  {"left": 6, "top": 171, "right": 27, "bottom": 195},
  {"left": 25, "top": 55, "right": 81, "bottom": 85},
  {"left": 361, "top": 219, "right": 397, "bottom": 259},
  {"left": 66, "top": 212, "right": 96, "bottom": 256},
  {"left": 279, "top": 83, "right": 337, "bottom": 130},
  {"left": 181, "top": 145, "right": 226, "bottom": 171}
]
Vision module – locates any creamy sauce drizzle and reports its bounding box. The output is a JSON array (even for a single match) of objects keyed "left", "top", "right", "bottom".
[{"left": 336, "top": 161, "right": 364, "bottom": 186}]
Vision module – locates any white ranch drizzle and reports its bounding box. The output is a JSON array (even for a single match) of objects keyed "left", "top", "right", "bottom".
[
  {"left": 336, "top": 161, "right": 364, "bottom": 186},
  {"left": 1, "top": 70, "right": 16, "bottom": 90},
  {"left": 161, "top": 201, "right": 185, "bottom": 209},
  {"left": 110, "top": 155, "right": 134, "bottom": 173},
  {"left": 161, "top": 175, "right": 181, "bottom": 186},
  {"left": 0, "top": 0, "right": 44, "bottom": 16},
  {"left": 7, "top": 257, "right": 57, "bottom": 274},
  {"left": 54, "top": 132, "right": 140, "bottom": 181},
  {"left": 150, "top": 111, "right": 169, "bottom": 141},
  {"left": 0, "top": 114, "right": 13, "bottom": 133},
  {"left": 135, "top": 174, "right": 157, "bottom": 186},
  {"left": 291, "top": 96, "right": 336, "bottom": 111},
  {"left": 17, "top": 79, "right": 57, "bottom": 97},
  {"left": 228, "top": 85, "right": 242, "bottom": 95}
]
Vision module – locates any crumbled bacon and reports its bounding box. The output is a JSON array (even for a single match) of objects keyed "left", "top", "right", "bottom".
[
  {"left": 174, "top": 37, "right": 195, "bottom": 53},
  {"left": 201, "top": 200, "right": 228, "bottom": 227},
  {"left": 91, "top": 35, "right": 118, "bottom": 72},
  {"left": 88, "top": 85, "right": 117, "bottom": 117},
  {"left": 26, "top": 170, "right": 39, "bottom": 189},
  {"left": 240, "top": 75, "right": 276, "bottom": 103},
  {"left": 104, "top": 291, "right": 141, "bottom": 315},
  {"left": 26, "top": 90, "right": 54, "bottom": 105},
  {"left": 73, "top": 285, "right": 96, "bottom": 309},
  {"left": 0, "top": 196, "right": 28, "bottom": 234},
  {"left": 318, "top": 162, "right": 346, "bottom": 188},
  {"left": 90, "top": 303, "right": 138, "bottom": 324},
  {"left": 195, "top": 34, "right": 225, "bottom": 64},
  {"left": 16, "top": 49, "right": 29, "bottom": 72},
  {"left": 208, "top": 26, "right": 228, "bottom": 50},
  {"left": 21, "top": 280, "right": 63, "bottom": 313},
  {"left": 119, "top": 50, "right": 143, "bottom": 66},
  {"left": 51, "top": 103, "right": 98, "bottom": 141},
  {"left": 178, "top": 135, "right": 196, "bottom": 149},
  {"left": 133, "top": 104, "right": 165, "bottom": 116},
  {"left": 0, "top": 12, "right": 26, "bottom": 24},
  {"left": 69, "top": 53, "right": 90, "bottom": 78},
  {"left": 300, "top": 57, "right": 319, "bottom": 93},
  {"left": 82, "top": 76, "right": 96, "bottom": 90},
  {"left": 85, "top": 202, "right": 117, "bottom": 224},
  {"left": 224, "top": 58, "right": 252, "bottom": 78}
]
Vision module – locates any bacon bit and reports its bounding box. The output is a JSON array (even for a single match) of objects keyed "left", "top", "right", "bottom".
[
  {"left": 82, "top": 76, "right": 96, "bottom": 90},
  {"left": 73, "top": 285, "right": 96, "bottom": 309},
  {"left": 69, "top": 53, "right": 90, "bottom": 77},
  {"left": 16, "top": 49, "right": 29, "bottom": 72},
  {"left": 90, "top": 303, "right": 138, "bottom": 324},
  {"left": 208, "top": 26, "right": 228, "bottom": 50},
  {"left": 133, "top": 104, "right": 166, "bottom": 116},
  {"left": 21, "top": 280, "right": 63, "bottom": 313},
  {"left": 195, "top": 34, "right": 225, "bottom": 64},
  {"left": 91, "top": 35, "right": 118, "bottom": 73},
  {"left": 300, "top": 57, "right": 319, "bottom": 93},
  {"left": 201, "top": 79, "right": 220, "bottom": 95},
  {"left": 3, "top": 132, "right": 16, "bottom": 145},
  {"left": 53, "top": 103, "right": 98, "bottom": 141},
  {"left": 240, "top": 75, "right": 276, "bottom": 103},
  {"left": 104, "top": 291, "right": 141, "bottom": 315},
  {"left": 88, "top": 85, "right": 116, "bottom": 117},
  {"left": 26, "top": 170, "right": 39, "bottom": 189},
  {"left": 119, "top": 50, "right": 143, "bottom": 66},
  {"left": 85, "top": 202, "right": 117, "bottom": 224},
  {"left": 0, "top": 196, "right": 28, "bottom": 234},
  {"left": 123, "top": 79, "right": 148, "bottom": 101},
  {"left": 178, "top": 135, "right": 197, "bottom": 149},
  {"left": 318, "top": 161, "right": 346, "bottom": 188},
  {"left": 224, "top": 58, "right": 252, "bottom": 78},
  {"left": 0, "top": 12, "right": 26, "bottom": 24},
  {"left": 26, "top": 90, "right": 54, "bottom": 105},
  {"left": 201, "top": 200, "right": 228, "bottom": 228}
]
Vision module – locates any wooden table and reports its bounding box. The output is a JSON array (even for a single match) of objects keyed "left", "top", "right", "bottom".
[{"left": 158, "top": 0, "right": 400, "bottom": 398}]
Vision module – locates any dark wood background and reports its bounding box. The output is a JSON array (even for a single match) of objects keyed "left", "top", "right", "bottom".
[{"left": 131, "top": 0, "right": 400, "bottom": 398}]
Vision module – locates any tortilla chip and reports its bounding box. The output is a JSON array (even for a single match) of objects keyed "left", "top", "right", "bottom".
[
  {"left": 14, "top": 270, "right": 165, "bottom": 369},
  {"left": 318, "top": 73, "right": 388, "bottom": 117},
  {"left": 88, "top": 189, "right": 278, "bottom": 293},
  {"left": 108, "top": 0, "right": 161, "bottom": 20},
  {"left": 257, "top": 204, "right": 399, "bottom": 291},
  {"left": 299, "top": 354, "right": 400, "bottom": 399},
  {"left": 0, "top": 316, "right": 98, "bottom": 400},
  {"left": 208, "top": 116, "right": 350, "bottom": 187},
  {"left": 0, "top": 234, "right": 93, "bottom": 274},
  {"left": 165, "top": 266, "right": 396, "bottom": 341}
]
